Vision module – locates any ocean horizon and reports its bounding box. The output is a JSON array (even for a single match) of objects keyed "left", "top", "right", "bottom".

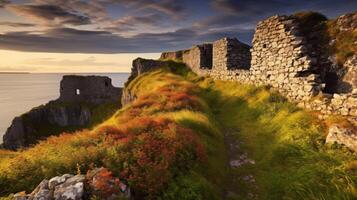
[{"left": 0, "top": 72, "right": 130, "bottom": 143}]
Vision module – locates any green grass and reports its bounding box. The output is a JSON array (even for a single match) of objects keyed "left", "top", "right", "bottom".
[{"left": 198, "top": 79, "right": 357, "bottom": 199}]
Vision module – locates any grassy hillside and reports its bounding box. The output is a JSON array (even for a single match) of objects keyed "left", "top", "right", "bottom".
[{"left": 1, "top": 63, "right": 356, "bottom": 199}]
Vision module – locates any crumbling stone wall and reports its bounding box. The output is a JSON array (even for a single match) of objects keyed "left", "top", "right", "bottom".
[
  {"left": 160, "top": 51, "right": 183, "bottom": 61},
  {"left": 59, "top": 75, "right": 122, "bottom": 104},
  {"left": 213, "top": 38, "right": 251, "bottom": 71},
  {"left": 182, "top": 44, "right": 213, "bottom": 73},
  {"left": 159, "top": 15, "right": 356, "bottom": 119},
  {"left": 250, "top": 15, "right": 322, "bottom": 101}
]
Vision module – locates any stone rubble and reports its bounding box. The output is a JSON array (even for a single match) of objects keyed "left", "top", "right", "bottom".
[
  {"left": 12, "top": 168, "right": 130, "bottom": 200},
  {"left": 326, "top": 125, "right": 357, "bottom": 152}
]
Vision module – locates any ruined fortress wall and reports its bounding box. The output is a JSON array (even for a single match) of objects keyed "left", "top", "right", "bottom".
[
  {"left": 213, "top": 38, "right": 251, "bottom": 71},
  {"left": 250, "top": 15, "right": 322, "bottom": 101},
  {"left": 160, "top": 15, "right": 356, "bottom": 119},
  {"left": 182, "top": 44, "right": 213, "bottom": 74},
  {"left": 59, "top": 76, "right": 122, "bottom": 104},
  {"left": 160, "top": 51, "right": 183, "bottom": 61}
]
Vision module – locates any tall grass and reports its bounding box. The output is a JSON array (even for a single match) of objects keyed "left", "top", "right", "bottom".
[{"left": 199, "top": 79, "right": 357, "bottom": 199}]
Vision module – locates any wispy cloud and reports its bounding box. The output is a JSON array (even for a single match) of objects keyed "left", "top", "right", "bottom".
[
  {"left": 6, "top": 4, "right": 91, "bottom": 26},
  {"left": 0, "top": 21, "right": 36, "bottom": 27}
]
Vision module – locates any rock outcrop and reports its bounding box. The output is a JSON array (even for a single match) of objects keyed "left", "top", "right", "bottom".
[
  {"left": 121, "top": 58, "right": 169, "bottom": 106},
  {"left": 326, "top": 125, "right": 357, "bottom": 152},
  {"left": 3, "top": 102, "right": 92, "bottom": 150},
  {"left": 3, "top": 75, "right": 122, "bottom": 150},
  {"left": 12, "top": 168, "right": 130, "bottom": 200}
]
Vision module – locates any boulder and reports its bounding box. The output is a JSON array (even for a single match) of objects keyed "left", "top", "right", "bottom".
[
  {"left": 53, "top": 175, "right": 85, "bottom": 200},
  {"left": 326, "top": 125, "right": 357, "bottom": 152},
  {"left": 11, "top": 168, "right": 130, "bottom": 200}
]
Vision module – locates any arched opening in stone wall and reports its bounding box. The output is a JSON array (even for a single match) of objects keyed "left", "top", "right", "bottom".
[
  {"left": 323, "top": 72, "right": 339, "bottom": 94},
  {"left": 105, "top": 81, "right": 109, "bottom": 87}
]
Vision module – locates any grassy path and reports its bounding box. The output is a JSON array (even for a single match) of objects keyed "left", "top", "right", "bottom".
[
  {"left": 223, "top": 128, "right": 258, "bottom": 200},
  {"left": 198, "top": 78, "right": 357, "bottom": 200}
]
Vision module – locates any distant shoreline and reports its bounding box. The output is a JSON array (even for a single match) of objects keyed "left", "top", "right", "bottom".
[{"left": 0, "top": 72, "right": 30, "bottom": 74}]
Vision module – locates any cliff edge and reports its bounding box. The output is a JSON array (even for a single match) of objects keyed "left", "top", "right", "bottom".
[{"left": 3, "top": 75, "right": 122, "bottom": 150}]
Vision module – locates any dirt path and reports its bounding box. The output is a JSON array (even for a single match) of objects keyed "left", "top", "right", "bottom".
[{"left": 223, "top": 128, "right": 259, "bottom": 200}]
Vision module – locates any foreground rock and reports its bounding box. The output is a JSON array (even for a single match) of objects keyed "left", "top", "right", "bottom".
[
  {"left": 12, "top": 168, "right": 130, "bottom": 200},
  {"left": 326, "top": 125, "right": 357, "bottom": 152},
  {"left": 3, "top": 75, "right": 122, "bottom": 150}
]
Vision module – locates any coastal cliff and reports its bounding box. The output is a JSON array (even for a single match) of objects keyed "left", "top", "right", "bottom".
[{"left": 3, "top": 75, "right": 122, "bottom": 150}]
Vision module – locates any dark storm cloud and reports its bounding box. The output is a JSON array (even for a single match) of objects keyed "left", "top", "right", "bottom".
[
  {"left": 0, "top": 0, "right": 10, "bottom": 8},
  {"left": 0, "top": 21, "right": 36, "bottom": 27},
  {"left": 0, "top": 26, "right": 249, "bottom": 53},
  {"left": 210, "top": 0, "right": 357, "bottom": 18},
  {"left": 7, "top": 4, "right": 91, "bottom": 26},
  {"left": 211, "top": 0, "right": 293, "bottom": 16},
  {"left": 0, "top": 0, "right": 356, "bottom": 53},
  {"left": 35, "top": 0, "right": 109, "bottom": 22}
]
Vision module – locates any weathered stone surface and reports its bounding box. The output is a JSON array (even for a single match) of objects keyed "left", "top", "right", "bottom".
[
  {"left": 3, "top": 102, "right": 92, "bottom": 150},
  {"left": 183, "top": 44, "right": 213, "bottom": 71},
  {"left": 326, "top": 125, "right": 357, "bottom": 152},
  {"left": 59, "top": 76, "right": 122, "bottom": 104},
  {"left": 160, "top": 51, "right": 183, "bottom": 61},
  {"left": 338, "top": 55, "right": 357, "bottom": 93},
  {"left": 11, "top": 169, "right": 130, "bottom": 200},
  {"left": 29, "top": 179, "right": 50, "bottom": 200},
  {"left": 49, "top": 174, "right": 73, "bottom": 190},
  {"left": 54, "top": 175, "right": 85, "bottom": 200}
]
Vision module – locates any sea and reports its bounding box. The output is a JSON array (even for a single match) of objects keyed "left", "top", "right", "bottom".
[{"left": 0, "top": 73, "right": 130, "bottom": 143}]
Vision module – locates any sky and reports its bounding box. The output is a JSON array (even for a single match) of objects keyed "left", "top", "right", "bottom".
[{"left": 0, "top": 0, "right": 356, "bottom": 73}]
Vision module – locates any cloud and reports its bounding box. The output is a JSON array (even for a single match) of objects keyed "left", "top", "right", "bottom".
[
  {"left": 104, "top": 13, "right": 163, "bottom": 33},
  {"left": 210, "top": 0, "right": 357, "bottom": 18},
  {"left": 0, "top": 21, "right": 36, "bottom": 27},
  {"left": 0, "top": 25, "right": 255, "bottom": 53},
  {"left": 6, "top": 4, "right": 91, "bottom": 26},
  {"left": 0, "top": 0, "right": 10, "bottom": 8},
  {"left": 25, "top": 56, "right": 120, "bottom": 67},
  {"left": 34, "top": 0, "right": 109, "bottom": 22},
  {"left": 1, "top": 0, "right": 356, "bottom": 54},
  {"left": 112, "top": 0, "right": 186, "bottom": 20},
  {"left": 210, "top": 0, "right": 293, "bottom": 16}
]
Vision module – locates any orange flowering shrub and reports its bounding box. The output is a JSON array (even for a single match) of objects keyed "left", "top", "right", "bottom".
[{"left": 87, "top": 168, "right": 122, "bottom": 198}]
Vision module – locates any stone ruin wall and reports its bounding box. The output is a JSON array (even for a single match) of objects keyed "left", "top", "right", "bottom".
[
  {"left": 59, "top": 75, "right": 122, "bottom": 104},
  {"left": 160, "top": 15, "right": 356, "bottom": 120},
  {"left": 182, "top": 44, "right": 213, "bottom": 74}
]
